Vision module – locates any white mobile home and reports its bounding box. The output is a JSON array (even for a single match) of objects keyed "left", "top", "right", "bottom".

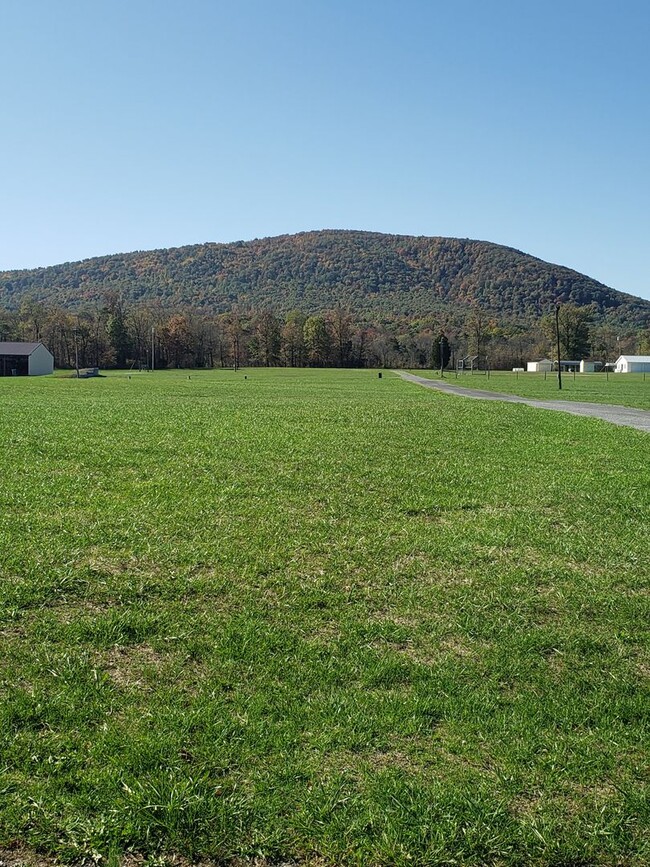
[
  {"left": 527, "top": 359, "right": 554, "bottom": 372},
  {"left": 0, "top": 342, "right": 54, "bottom": 376},
  {"left": 614, "top": 355, "right": 650, "bottom": 374},
  {"left": 580, "top": 360, "right": 602, "bottom": 373}
]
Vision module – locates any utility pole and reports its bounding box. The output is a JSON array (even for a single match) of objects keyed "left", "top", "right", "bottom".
[
  {"left": 440, "top": 337, "right": 445, "bottom": 378},
  {"left": 555, "top": 303, "right": 562, "bottom": 391},
  {"left": 74, "top": 329, "right": 80, "bottom": 378}
]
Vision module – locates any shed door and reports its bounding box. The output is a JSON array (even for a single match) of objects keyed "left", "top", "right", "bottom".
[{"left": 0, "top": 354, "right": 29, "bottom": 375}]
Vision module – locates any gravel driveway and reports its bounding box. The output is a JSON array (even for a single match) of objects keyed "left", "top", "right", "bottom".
[{"left": 395, "top": 371, "right": 650, "bottom": 433}]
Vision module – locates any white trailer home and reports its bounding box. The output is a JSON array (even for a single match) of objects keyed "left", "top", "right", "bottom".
[
  {"left": 614, "top": 355, "right": 650, "bottom": 374},
  {"left": 527, "top": 359, "right": 554, "bottom": 372}
]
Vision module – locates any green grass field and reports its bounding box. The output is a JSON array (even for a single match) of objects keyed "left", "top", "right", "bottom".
[
  {"left": 1, "top": 369, "right": 648, "bottom": 866},
  {"left": 413, "top": 369, "right": 650, "bottom": 410}
]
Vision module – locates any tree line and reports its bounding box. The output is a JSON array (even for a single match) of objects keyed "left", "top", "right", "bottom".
[{"left": 1, "top": 295, "right": 647, "bottom": 371}]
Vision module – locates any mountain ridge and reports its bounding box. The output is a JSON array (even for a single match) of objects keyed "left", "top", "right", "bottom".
[{"left": 1, "top": 229, "right": 648, "bottom": 326}]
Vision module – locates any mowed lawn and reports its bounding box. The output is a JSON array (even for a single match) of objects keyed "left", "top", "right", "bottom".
[
  {"left": 413, "top": 369, "right": 650, "bottom": 410},
  {"left": 1, "top": 369, "right": 648, "bottom": 866}
]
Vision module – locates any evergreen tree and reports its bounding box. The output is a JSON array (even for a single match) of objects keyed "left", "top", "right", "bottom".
[
  {"left": 106, "top": 309, "right": 130, "bottom": 367},
  {"left": 431, "top": 333, "right": 451, "bottom": 369}
]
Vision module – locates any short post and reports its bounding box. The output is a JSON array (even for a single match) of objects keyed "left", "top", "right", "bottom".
[{"left": 440, "top": 338, "right": 444, "bottom": 378}]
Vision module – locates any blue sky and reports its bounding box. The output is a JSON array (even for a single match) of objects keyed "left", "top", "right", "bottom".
[{"left": 1, "top": 0, "right": 649, "bottom": 299}]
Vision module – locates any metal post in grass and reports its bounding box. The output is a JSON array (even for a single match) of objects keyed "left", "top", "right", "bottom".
[
  {"left": 151, "top": 326, "right": 155, "bottom": 372},
  {"left": 555, "top": 303, "right": 563, "bottom": 391},
  {"left": 440, "top": 337, "right": 444, "bottom": 378}
]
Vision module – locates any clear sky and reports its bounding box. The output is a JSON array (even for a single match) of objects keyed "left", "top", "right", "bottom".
[{"left": 1, "top": 0, "right": 648, "bottom": 299}]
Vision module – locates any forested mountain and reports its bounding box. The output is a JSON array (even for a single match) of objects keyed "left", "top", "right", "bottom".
[
  {"left": 2, "top": 231, "right": 648, "bottom": 371},
  {"left": 1, "top": 230, "right": 648, "bottom": 326}
]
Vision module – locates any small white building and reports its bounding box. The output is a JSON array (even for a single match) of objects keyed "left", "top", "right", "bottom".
[
  {"left": 580, "top": 360, "right": 602, "bottom": 373},
  {"left": 0, "top": 341, "right": 54, "bottom": 376},
  {"left": 614, "top": 355, "right": 650, "bottom": 374},
  {"left": 527, "top": 359, "right": 554, "bottom": 372}
]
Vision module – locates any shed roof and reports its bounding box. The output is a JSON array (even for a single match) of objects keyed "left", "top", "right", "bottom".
[
  {"left": 0, "top": 341, "right": 42, "bottom": 356},
  {"left": 615, "top": 355, "right": 650, "bottom": 363}
]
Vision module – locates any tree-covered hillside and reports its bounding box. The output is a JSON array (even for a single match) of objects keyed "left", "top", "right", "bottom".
[{"left": 1, "top": 230, "right": 648, "bottom": 326}]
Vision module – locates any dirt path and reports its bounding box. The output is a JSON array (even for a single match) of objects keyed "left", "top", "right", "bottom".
[{"left": 395, "top": 372, "right": 650, "bottom": 433}]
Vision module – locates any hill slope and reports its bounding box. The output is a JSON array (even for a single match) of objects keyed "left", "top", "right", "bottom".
[{"left": 1, "top": 230, "right": 648, "bottom": 325}]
